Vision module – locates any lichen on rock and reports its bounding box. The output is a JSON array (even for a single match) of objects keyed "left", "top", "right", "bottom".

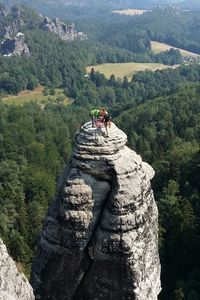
[{"left": 31, "top": 122, "right": 161, "bottom": 300}]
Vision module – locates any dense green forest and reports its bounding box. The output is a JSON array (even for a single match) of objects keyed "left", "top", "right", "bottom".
[
  {"left": 0, "top": 4, "right": 183, "bottom": 96},
  {"left": 0, "top": 31, "right": 182, "bottom": 96},
  {"left": 2, "top": 2, "right": 200, "bottom": 59},
  {"left": 116, "top": 85, "right": 200, "bottom": 299},
  {"left": 1, "top": 63, "right": 200, "bottom": 299},
  {"left": 75, "top": 7, "right": 200, "bottom": 55},
  {"left": 1, "top": 1, "right": 199, "bottom": 56},
  {"left": 0, "top": 34, "right": 183, "bottom": 96},
  {"left": 0, "top": 2, "right": 200, "bottom": 300},
  {"left": 0, "top": 102, "right": 89, "bottom": 273}
]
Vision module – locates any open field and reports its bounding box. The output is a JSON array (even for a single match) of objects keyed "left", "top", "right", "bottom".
[
  {"left": 2, "top": 86, "right": 70, "bottom": 105},
  {"left": 151, "top": 41, "right": 199, "bottom": 57},
  {"left": 86, "top": 62, "right": 177, "bottom": 81},
  {"left": 113, "top": 9, "right": 148, "bottom": 15}
]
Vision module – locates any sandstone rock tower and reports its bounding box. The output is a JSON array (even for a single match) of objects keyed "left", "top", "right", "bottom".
[
  {"left": 41, "top": 17, "right": 88, "bottom": 41},
  {"left": 1, "top": 32, "right": 30, "bottom": 56},
  {"left": 31, "top": 122, "right": 161, "bottom": 300}
]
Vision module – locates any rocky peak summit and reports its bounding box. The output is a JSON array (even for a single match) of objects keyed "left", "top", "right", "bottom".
[{"left": 31, "top": 122, "right": 161, "bottom": 300}]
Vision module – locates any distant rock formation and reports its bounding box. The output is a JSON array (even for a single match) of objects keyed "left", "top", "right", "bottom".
[
  {"left": 41, "top": 17, "right": 88, "bottom": 41},
  {"left": 4, "top": 22, "right": 18, "bottom": 39},
  {"left": 0, "top": 7, "right": 8, "bottom": 17},
  {"left": 0, "top": 239, "right": 35, "bottom": 300},
  {"left": 1, "top": 32, "right": 30, "bottom": 56},
  {"left": 2, "top": 6, "right": 25, "bottom": 39},
  {"left": 155, "top": 5, "right": 182, "bottom": 15},
  {"left": 31, "top": 122, "right": 161, "bottom": 300}
]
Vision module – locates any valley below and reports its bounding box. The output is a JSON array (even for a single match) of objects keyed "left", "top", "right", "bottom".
[
  {"left": 112, "top": 9, "right": 148, "bottom": 15},
  {"left": 86, "top": 62, "right": 178, "bottom": 80},
  {"left": 151, "top": 40, "right": 199, "bottom": 57},
  {"left": 0, "top": 1, "right": 200, "bottom": 300}
]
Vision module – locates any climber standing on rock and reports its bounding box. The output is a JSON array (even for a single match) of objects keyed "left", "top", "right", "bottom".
[
  {"left": 90, "top": 108, "right": 112, "bottom": 136},
  {"left": 102, "top": 112, "right": 112, "bottom": 136},
  {"left": 90, "top": 108, "right": 107, "bottom": 127},
  {"left": 90, "top": 109, "right": 100, "bottom": 127}
]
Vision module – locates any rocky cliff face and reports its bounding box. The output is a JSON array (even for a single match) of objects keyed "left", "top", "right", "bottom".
[
  {"left": 41, "top": 17, "right": 88, "bottom": 41},
  {"left": 0, "top": 7, "right": 8, "bottom": 17},
  {"left": 31, "top": 122, "right": 161, "bottom": 300},
  {"left": 4, "top": 22, "right": 19, "bottom": 39},
  {"left": 1, "top": 32, "right": 30, "bottom": 56},
  {"left": 0, "top": 239, "right": 35, "bottom": 300}
]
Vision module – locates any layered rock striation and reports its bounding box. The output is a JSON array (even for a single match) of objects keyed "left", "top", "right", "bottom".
[
  {"left": 0, "top": 239, "right": 35, "bottom": 300},
  {"left": 31, "top": 122, "right": 161, "bottom": 300}
]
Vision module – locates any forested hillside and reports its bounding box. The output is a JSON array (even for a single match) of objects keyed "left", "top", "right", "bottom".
[
  {"left": 0, "top": 102, "right": 89, "bottom": 274},
  {"left": 0, "top": 2, "right": 200, "bottom": 300},
  {"left": 1, "top": 63, "right": 200, "bottom": 299},
  {"left": 116, "top": 85, "right": 200, "bottom": 299},
  {"left": 0, "top": 30, "right": 182, "bottom": 96},
  {"left": 76, "top": 7, "right": 200, "bottom": 55},
  {"left": 2, "top": 0, "right": 188, "bottom": 11},
  {"left": 1, "top": 0, "right": 200, "bottom": 56},
  {"left": 0, "top": 4, "right": 184, "bottom": 96}
]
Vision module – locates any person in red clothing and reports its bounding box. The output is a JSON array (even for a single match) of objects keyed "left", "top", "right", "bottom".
[{"left": 99, "top": 108, "right": 108, "bottom": 119}]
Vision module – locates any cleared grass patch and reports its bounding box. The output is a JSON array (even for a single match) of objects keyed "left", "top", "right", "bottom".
[
  {"left": 86, "top": 62, "right": 177, "bottom": 81},
  {"left": 151, "top": 41, "right": 199, "bottom": 57},
  {"left": 113, "top": 9, "right": 147, "bottom": 15},
  {"left": 2, "top": 85, "right": 70, "bottom": 105}
]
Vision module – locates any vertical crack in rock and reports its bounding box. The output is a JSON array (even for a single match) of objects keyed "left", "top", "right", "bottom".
[
  {"left": 31, "top": 122, "right": 161, "bottom": 300},
  {"left": 72, "top": 173, "right": 117, "bottom": 299}
]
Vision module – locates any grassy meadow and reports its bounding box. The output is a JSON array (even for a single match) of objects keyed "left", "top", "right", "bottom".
[
  {"left": 2, "top": 86, "right": 70, "bottom": 106},
  {"left": 86, "top": 62, "right": 176, "bottom": 81},
  {"left": 113, "top": 9, "right": 147, "bottom": 15},
  {"left": 151, "top": 41, "right": 199, "bottom": 57}
]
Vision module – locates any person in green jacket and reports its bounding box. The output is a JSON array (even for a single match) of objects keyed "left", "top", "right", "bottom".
[{"left": 90, "top": 109, "right": 101, "bottom": 127}]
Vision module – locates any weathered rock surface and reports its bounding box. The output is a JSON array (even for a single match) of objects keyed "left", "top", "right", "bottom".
[
  {"left": 4, "top": 23, "right": 18, "bottom": 39},
  {"left": 31, "top": 122, "right": 161, "bottom": 300},
  {"left": 0, "top": 7, "right": 8, "bottom": 17},
  {"left": 41, "top": 17, "right": 88, "bottom": 41},
  {"left": 0, "top": 239, "right": 35, "bottom": 300},
  {"left": 1, "top": 32, "right": 30, "bottom": 56}
]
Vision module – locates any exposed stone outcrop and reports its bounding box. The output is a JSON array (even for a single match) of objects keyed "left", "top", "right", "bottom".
[
  {"left": 0, "top": 239, "right": 35, "bottom": 300},
  {"left": 4, "top": 23, "right": 19, "bottom": 39},
  {"left": 1, "top": 32, "right": 30, "bottom": 56},
  {"left": 0, "top": 7, "right": 8, "bottom": 17},
  {"left": 41, "top": 17, "right": 87, "bottom": 41},
  {"left": 31, "top": 122, "right": 161, "bottom": 300}
]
